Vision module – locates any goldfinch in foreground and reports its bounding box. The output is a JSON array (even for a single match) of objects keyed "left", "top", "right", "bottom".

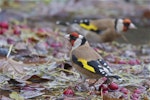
[
  {"left": 58, "top": 18, "right": 137, "bottom": 43},
  {"left": 65, "top": 32, "right": 121, "bottom": 80}
]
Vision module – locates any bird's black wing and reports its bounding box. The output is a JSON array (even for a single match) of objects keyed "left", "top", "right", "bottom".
[
  {"left": 73, "top": 19, "right": 102, "bottom": 34},
  {"left": 72, "top": 55, "right": 121, "bottom": 80}
]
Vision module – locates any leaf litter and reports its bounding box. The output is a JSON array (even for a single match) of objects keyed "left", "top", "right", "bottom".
[
  {"left": 0, "top": 23, "right": 149, "bottom": 100},
  {"left": 0, "top": 9, "right": 150, "bottom": 100}
]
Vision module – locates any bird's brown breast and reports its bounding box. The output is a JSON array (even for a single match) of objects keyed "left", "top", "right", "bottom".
[{"left": 71, "top": 42, "right": 101, "bottom": 61}]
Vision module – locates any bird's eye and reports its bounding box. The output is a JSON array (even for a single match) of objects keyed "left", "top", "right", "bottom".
[
  {"left": 70, "top": 35, "right": 78, "bottom": 40},
  {"left": 123, "top": 23, "right": 130, "bottom": 27}
]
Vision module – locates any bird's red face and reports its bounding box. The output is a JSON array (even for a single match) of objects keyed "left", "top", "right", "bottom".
[
  {"left": 123, "top": 18, "right": 131, "bottom": 31},
  {"left": 70, "top": 32, "right": 80, "bottom": 46},
  {"left": 65, "top": 32, "right": 86, "bottom": 50},
  {"left": 123, "top": 18, "right": 136, "bottom": 32},
  {"left": 66, "top": 32, "right": 79, "bottom": 46}
]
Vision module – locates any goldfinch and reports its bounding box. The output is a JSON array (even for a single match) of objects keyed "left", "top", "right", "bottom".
[
  {"left": 65, "top": 32, "right": 121, "bottom": 80},
  {"left": 57, "top": 18, "right": 137, "bottom": 42}
]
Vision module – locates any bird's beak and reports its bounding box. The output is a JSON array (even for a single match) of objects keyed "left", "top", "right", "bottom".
[
  {"left": 64, "top": 34, "right": 70, "bottom": 39},
  {"left": 129, "top": 23, "right": 137, "bottom": 29}
]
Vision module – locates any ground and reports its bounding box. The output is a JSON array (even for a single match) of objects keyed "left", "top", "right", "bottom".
[{"left": 0, "top": 1, "right": 150, "bottom": 100}]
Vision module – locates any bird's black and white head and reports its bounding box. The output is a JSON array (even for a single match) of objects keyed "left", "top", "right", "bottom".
[
  {"left": 115, "top": 18, "right": 137, "bottom": 33},
  {"left": 65, "top": 32, "right": 87, "bottom": 50}
]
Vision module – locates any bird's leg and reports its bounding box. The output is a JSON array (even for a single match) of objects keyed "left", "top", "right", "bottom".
[
  {"left": 86, "top": 79, "right": 98, "bottom": 87},
  {"left": 121, "top": 34, "right": 129, "bottom": 42},
  {"left": 74, "top": 76, "right": 89, "bottom": 92},
  {"left": 91, "top": 77, "right": 108, "bottom": 91}
]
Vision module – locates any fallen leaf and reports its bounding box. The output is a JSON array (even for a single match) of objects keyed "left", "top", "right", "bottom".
[
  {"left": 130, "top": 65, "right": 144, "bottom": 74},
  {"left": 9, "top": 91, "right": 24, "bottom": 100},
  {"left": 7, "top": 78, "right": 25, "bottom": 86},
  {"left": 13, "top": 54, "right": 48, "bottom": 64},
  {"left": 0, "top": 95, "right": 12, "bottom": 100},
  {"left": 20, "top": 90, "right": 44, "bottom": 99},
  {"left": 0, "top": 75, "right": 9, "bottom": 83},
  {"left": 103, "top": 94, "right": 123, "bottom": 100},
  {"left": 20, "top": 31, "right": 40, "bottom": 43},
  {"left": 21, "top": 84, "right": 45, "bottom": 91},
  {"left": 0, "top": 58, "right": 26, "bottom": 78},
  {"left": 14, "top": 42, "right": 27, "bottom": 50},
  {"left": 36, "top": 28, "right": 50, "bottom": 37},
  {"left": 26, "top": 75, "right": 49, "bottom": 83}
]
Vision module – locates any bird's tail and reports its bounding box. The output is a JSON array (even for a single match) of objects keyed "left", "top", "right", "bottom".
[
  {"left": 56, "top": 19, "right": 83, "bottom": 26},
  {"left": 56, "top": 21, "right": 70, "bottom": 26},
  {"left": 108, "top": 75, "right": 122, "bottom": 81}
]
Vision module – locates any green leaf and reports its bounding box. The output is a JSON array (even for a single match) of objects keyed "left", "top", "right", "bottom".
[
  {"left": 9, "top": 92, "right": 24, "bottom": 100},
  {"left": 43, "top": 0, "right": 51, "bottom": 4}
]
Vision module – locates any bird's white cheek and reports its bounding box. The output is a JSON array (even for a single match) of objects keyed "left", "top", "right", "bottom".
[
  {"left": 72, "top": 39, "right": 82, "bottom": 50},
  {"left": 115, "top": 19, "right": 123, "bottom": 33},
  {"left": 116, "top": 23, "right": 124, "bottom": 33}
]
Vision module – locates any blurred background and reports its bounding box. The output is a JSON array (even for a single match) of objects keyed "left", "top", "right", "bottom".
[{"left": 0, "top": 0, "right": 150, "bottom": 44}]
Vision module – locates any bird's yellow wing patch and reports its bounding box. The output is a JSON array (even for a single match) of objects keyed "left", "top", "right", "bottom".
[
  {"left": 78, "top": 58, "right": 96, "bottom": 73},
  {"left": 79, "top": 23, "right": 98, "bottom": 31}
]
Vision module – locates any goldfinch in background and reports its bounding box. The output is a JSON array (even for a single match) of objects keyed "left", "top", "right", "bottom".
[
  {"left": 57, "top": 18, "right": 137, "bottom": 43},
  {"left": 65, "top": 32, "right": 121, "bottom": 80}
]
